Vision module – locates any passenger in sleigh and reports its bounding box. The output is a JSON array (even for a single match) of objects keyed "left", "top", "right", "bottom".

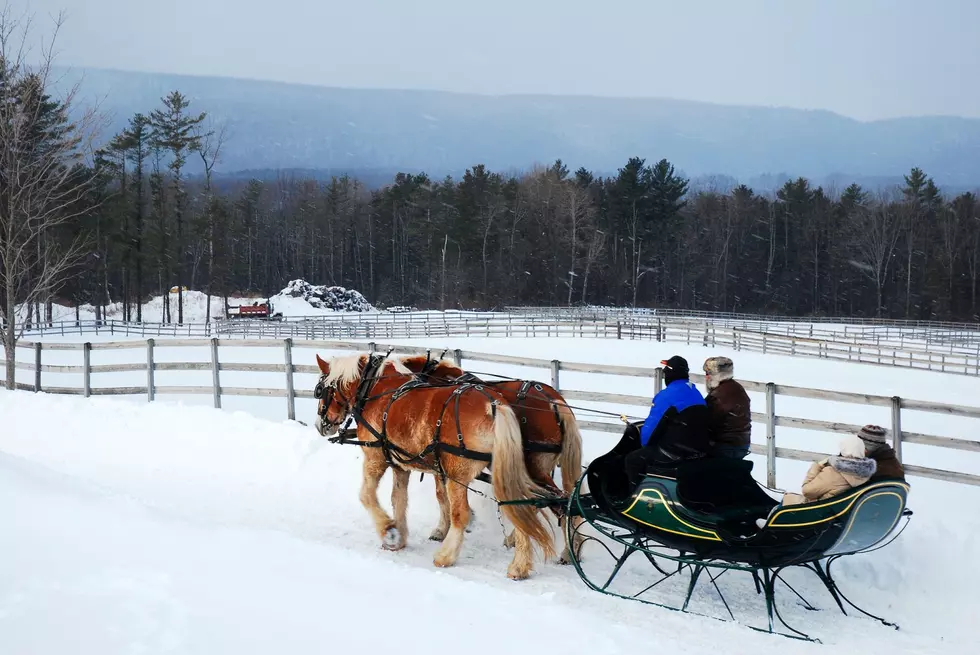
[
  {"left": 625, "top": 356, "right": 710, "bottom": 484},
  {"left": 855, "top": 424, "right": 906, "bottom": 481},
  {"left": 703, "top": 356, "right": 752, "bottom": 459},
  {"left": 756, "top": 433, "right": 877, "bottom": 528}
]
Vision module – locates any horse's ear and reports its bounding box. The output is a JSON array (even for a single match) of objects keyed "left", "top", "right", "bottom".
[{"left": 316, "top": 353, "right": 330, "bottom": 374}]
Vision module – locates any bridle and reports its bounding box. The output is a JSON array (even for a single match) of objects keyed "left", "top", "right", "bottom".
[
  {"left": 314, "top": 373, "right": 353, "bottom": 433},
  {"left": 314, "top": 351, "right": 392, "bottom": 435}
]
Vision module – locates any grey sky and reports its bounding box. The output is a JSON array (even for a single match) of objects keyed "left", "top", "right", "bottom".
[{"left": 8, "top": 0, "right": 980, "bottom": 121}]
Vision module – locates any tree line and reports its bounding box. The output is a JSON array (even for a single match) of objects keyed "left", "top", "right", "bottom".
[{"left": 81, "top": 149, "right": 980, "bottom": 324}]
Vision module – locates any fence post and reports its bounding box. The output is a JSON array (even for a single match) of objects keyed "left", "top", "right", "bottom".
[
  {"left": 284, "top": 338, "right": 295, "bottom": 421},
  {"left": 210, "top": 337, "right": 221, "bottom": 409},
  {"left": 34, "top": 342, "right": 41, "bottom": 392},
  {"left": 452, "top": 349, "right": 463, "bottom": 367},
  {"left": 83, "top": 342, "right": 91, "bottom": 398},
  {"left": 146, "top": 339, "right": 155, "bottom": 401},
  {"left": 616, "top": 321, "right": 622, "bottom": 340},
  {"left": 654, "top": 366, "right": 663, "bottom": 393},
  {"left": 891, "top": 396, "right": 903, "bottom": 463},
  {"left": 550, "top": 359, "right": 560, "bottom": 391},
  {"left": 765, "top": 382, "right": 776, "bottom": 487}
]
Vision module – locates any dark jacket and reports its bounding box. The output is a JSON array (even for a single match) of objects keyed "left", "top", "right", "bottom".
[
  {"left": 705, "top": 379, "right": 751, "bottom": 448},
  {"left": 866, "top": 444, "right": 905, "bottom": 481}
]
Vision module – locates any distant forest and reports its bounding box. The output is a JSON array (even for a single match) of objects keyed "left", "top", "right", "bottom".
[{"left": 12, "top": 86, "right": 980, "bottom": 324}]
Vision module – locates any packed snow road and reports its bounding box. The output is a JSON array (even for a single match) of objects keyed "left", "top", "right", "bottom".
[{"left": 0, "top": 390, "right": 972, "bottom": 654}]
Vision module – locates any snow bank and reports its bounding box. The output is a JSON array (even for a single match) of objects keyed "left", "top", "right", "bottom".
[
  {"left": 0, "top": 389, "right": 973, "bottom": 653},
  {"left": 271, "top": 279, "right": 374, "bottom": 314},
  {"left": 14, "top": 291, "right": 262, "bottom": 326}
]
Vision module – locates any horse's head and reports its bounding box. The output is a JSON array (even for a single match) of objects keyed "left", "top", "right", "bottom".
[{"left": 313, "top": 353, "right": 365, "bottom": 437}]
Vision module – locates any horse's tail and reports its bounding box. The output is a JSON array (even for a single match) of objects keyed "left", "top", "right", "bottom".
[
  {"left": 491, "top": 404, "right": 556, "bottom": 561},
  {"left": 556, "top": 401, "right": 584, "bottom": 494}
]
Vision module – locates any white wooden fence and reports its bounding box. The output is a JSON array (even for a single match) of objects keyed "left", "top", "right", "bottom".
[
  {"left": 3, "top": 336, "right": 979, "bottom": 489},
  {"left": 14, "top": 313, "right": 978, "bottom": 375}
]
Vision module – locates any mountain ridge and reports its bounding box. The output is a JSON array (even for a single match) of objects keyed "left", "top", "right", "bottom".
[{"left": 52, "top": 66, "right": 980, "bottom": 186}]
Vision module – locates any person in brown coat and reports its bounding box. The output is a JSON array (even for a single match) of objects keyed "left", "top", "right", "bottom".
[
  {"left": 703, "top": 356, "right": 752, "bottom": 458},
  {"left": 856, "top": 424, "right": 906, "bottom": 481}
]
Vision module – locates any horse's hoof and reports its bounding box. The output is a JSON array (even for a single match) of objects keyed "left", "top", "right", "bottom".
[
  {"left": 382, "top": 526, "right": 404, "bottom": 550},
  {"left": 428, "top": 529, "right": 446, "bottom": 541},
  {"left": 433, "top": 552, "right": 456, "bottom": 568}
]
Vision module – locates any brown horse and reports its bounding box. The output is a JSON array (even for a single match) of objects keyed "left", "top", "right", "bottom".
[
  {"left": 396, "top": 353, "right": 584, "bottom": 564},
  {"left": 313, "top": 352, "right": 556, "bottom": 580}
]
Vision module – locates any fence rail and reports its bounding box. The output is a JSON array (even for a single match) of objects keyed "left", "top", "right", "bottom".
[
  {"left": 9, "top": 313, "right": 980, "bottom": 376},
  {"left": 14, "top": 306, "right": 980, "bottom": 345},
  {"left": 2, "top": 336, "right": 978, "bottom": 489},
  {"left": 506, "top": 305, "right": 980, "bottom": 331}
]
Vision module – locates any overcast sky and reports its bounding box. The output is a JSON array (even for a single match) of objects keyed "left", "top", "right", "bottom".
[{"left": 7, "top": 0, "right": 979, "bottom": 121}]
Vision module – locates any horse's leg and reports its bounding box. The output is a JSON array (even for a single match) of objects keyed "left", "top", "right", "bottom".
[
  {"left": 387, "top": 466, "right": 410, "bottom": 550},
  {"left": 433, "top": 479, "right": 471, "bottom": 568},
  {"left": 507, "top": 526, "right": 536, "bottom": 580},
  {"left": 359, "top": 453, "right": 398, "bottom": 548},
  {"left": 429, "top": 476, "right": 451, "bottom": 541}
]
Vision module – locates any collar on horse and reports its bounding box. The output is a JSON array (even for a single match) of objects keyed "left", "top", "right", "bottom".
[{"left": 323, "top": 350, "right": 495, "bottom": 483}]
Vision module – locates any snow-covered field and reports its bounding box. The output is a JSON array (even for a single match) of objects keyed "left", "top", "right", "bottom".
[
  {"left": 2, "top": 330, "right": 979, "bottom": 652},
  {"left": 1, "top": 386, "right": 974, "bottom": 654}
]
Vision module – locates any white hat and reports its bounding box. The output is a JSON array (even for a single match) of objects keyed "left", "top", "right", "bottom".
[{"left": 839, "top": 434, "right": 867, "bottom": 459}]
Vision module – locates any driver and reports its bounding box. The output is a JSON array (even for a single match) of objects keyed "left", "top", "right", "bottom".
[{"left": 625, "top": 356, "right": 708, "bottom": 483}]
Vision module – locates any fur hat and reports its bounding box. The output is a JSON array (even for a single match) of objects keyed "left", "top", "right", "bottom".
[
  {"left": 703, "top": 356, "right": 734, "bottom": 388},
  {"left": 857, "top": 424, "right": 888, "bottom": 444},
  {"left": 661, "top": 356, "right": 690, "bottom": 384},
  {"left": 839, "top": 434, "right": 868, "bottom": 459}
]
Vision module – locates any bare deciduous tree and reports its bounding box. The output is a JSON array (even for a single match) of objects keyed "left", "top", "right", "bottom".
[
  {"left": 848, "top": 198, "right": 902, "bottom": 316},
  {"left": 1, "top": 9, "right": 101, "bottom": 388}
]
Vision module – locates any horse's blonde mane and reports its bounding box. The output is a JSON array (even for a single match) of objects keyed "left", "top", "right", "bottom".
[
  {"left": 325, "top": 353, "right": 413, "bottom": 386},
  {"left": 388, "top": 357, "right": 412, "bottom": 376},
  {"left": 397, "top": 354, "right": 459, "bottom": 370},
  {"left": 324, "top": 354, "right": 366, "bottom": 386}
]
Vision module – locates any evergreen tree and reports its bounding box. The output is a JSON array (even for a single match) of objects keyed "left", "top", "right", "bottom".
[{"left": 150, "top": 91, "right": 207, "bottom": 323}]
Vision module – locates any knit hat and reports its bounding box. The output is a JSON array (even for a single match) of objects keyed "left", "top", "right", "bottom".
[
  {"left": 661, "top": 356, "right": 690, "bottom": 385},
  {"left": 839, "top": 434, "right": 867, "bottom": 459},
  {"left": 857, "top": 424, "right": 888, "bottom": 444}
]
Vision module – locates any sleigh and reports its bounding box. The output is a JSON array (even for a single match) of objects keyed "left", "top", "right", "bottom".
[{"left": 560, "top": 421, "right": 912, "bottom": 642}]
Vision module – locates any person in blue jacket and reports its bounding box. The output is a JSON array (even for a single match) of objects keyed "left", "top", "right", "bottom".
[
  {"left": 625, "top": 355, "right": 708, "bottom": 484},
  {"left": 639, "top": 355, "right": 706, "bottom": 447}
]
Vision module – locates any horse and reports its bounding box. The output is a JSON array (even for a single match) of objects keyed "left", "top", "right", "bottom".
[
  {"left": 395, "top": 353, "right": 585, "bottom": 563},
  {"left": 313, "top": 352, "right": 556, "bottom": 580}
]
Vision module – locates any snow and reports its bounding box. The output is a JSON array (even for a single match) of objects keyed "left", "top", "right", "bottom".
[
  {"left": 0, "top": 388, "right": 974, "bottom": 654},
  {"left": 10, "top": 280, "right": 375, "bottom": 328},
  {"left": 11, "top": 291, "right": 262, "bottom": 326},
  {"left": 2, "top": 326, "right": 980, "bottom": 653},
  {"left": 4, "top": 333, "right": 980, "bottom": 479},
  {"left": 271, "top": 279, "right": 374, "bottom": 313}
]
